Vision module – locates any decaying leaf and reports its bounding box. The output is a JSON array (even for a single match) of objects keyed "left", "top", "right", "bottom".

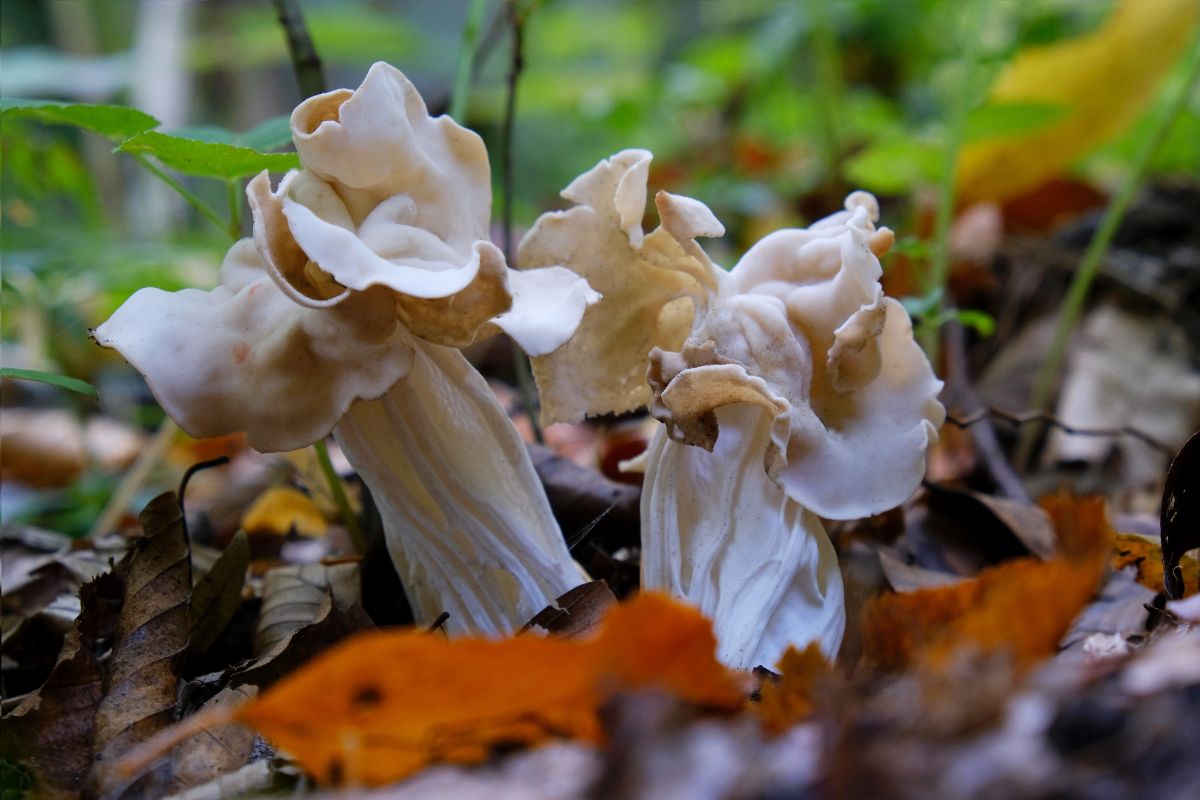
[
  {"left": 957, "top": 0, "right": 1200, "bottom": 203},
  {"left": 1, "top": 629, "right": 104, "bottom": 797},
  {"left": 90, "top": 493, "right": 192, "bottom": 799},
  {"left": 253, "top": 562, "right": 360, "bottom": 657},
  {"left": 241, "top": 487, "right": 328, "bottom": 538},
  {"left": 522, "top": 580, "right": 618, "bottom": 639},
  {"left": 168, "top": 684, "right": 258, "bottom": 793},
  {"left": 755, "top": 644, "right": 833, "bottom": 735},
  {"left": 200, "top": 593, "right": 745, "bottom": 786},
  {"left": 189, "top": 530, "right": 250, "bottom": 655},
  {"left": 1112, "top": 532, "right": 1199, "bottom": 597},
  {"left": 862, "top": 494, "right": 1112, "bottom": 672}
]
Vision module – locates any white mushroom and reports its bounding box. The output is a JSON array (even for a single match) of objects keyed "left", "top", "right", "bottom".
[
  {"left": 521, "top": 151, "right": 943, "bottom": 667},
  {"left": 94, "top": 63, "right": 599, "bottom": 636}
]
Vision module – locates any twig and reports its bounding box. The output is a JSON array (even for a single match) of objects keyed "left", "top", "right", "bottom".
[
  {"left": 500, "top": 0, "right": 543, "bottom": 443},
  {"left": 314, "top": 438, "right": 365, "bottom": 555},
  {"left": 427, "top": 612, "right": 451, "bottom": 634},
  {"left": 1017, "top": 34, "right": 1200, "bottom": 469},
  {"left": 178, "top": 456, "right": 230, "bottom": 517},
  {"left": 270, "top": 0, "right": 326, "bottom": 99},
  {"left": 942, "top": 321, "right": 1028, "bottom": 501},
  {"left": 944, "top": 407, "right": 1175, "bottom": 461},
  {"left": 450, "top": 0, "right": 489, "bottom": 121}
]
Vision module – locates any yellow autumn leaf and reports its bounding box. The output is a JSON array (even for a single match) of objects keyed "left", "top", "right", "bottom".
[
  {"left": 241, "top": 486, "right": 328, "bottom": 537},
  {"left": 956, "top": 0, "right": 1199, "bottom": 204}
]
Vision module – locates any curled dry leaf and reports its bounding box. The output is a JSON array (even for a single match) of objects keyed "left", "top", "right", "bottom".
[
  {"left": 253, "top": 562, "right": 360, "bottom": 657},
  {"left": 862, "top": 494, "right": 1113, "bottom": 673},
  {"left": 189, "top": 530, "right": 250, "bottom": 656},
  {"left": 522, "top": 581, "right": 618, "bottom": 639},
  {"left": 90, "top": 493, "right": 192, "bottom": 800}
]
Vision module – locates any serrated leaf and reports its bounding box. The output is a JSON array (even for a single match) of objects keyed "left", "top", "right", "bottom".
[
  {"left": 0, "top": 367, "right": 98, "bottom": 400},
  {"left": 116, "top": 131, "right": 299, "bottom": 180},
  {"left": 238, "top": 115, "right": 294, "bottom": 152},
  {"left": 0, "top": 99, "right": 159, "bottom": 140}
]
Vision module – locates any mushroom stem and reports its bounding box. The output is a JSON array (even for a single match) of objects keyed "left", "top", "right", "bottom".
[
  {"left": 334, "top": 336, "right": 582, "bottom": 636},
  {"left": 640, "top": 405, "right": 845, "bottom": 669}
]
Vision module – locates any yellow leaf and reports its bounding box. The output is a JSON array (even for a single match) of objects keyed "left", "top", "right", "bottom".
[
  {"left": 1112, "top": 532, "right": 1200, "bottom": 596},
  {"left": 233, "top": 592, "right": 745, "bottom": 786},
  {"left": 956, "top": 0, "right": 1199, "bottom": 204},
  {"left": 241, "top": 486, "right": 327, "bottom": 538}
]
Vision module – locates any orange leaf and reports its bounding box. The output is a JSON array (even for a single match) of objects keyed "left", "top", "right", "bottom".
[
  {"left": 241, "top": 487, "right": 327, "bottom": 538},
  {"left": 1112, "top": 532, "right": 1200, "bottom": 596},
  {"left": 755, "top": 644, "right": 833, "bottom": 735},
  {"left": 233, "top": 592, "right": 744, "bottom": 786},
  {"left": 862, "top": 494, "right": 1112, "bottom": 673}
]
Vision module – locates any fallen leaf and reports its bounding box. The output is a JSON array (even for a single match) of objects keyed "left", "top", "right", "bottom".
[
  {"left": 233, "top": 593, "right": 743, "bottom": 786},
  {"left": 189, "top": 531, "right": 250, "bottom": 655},
  {"left": 957, "top": 0, "right": 1200, "bottom": 203},
  {"left": 1112, "top": 532, "right": 1199, "bottom": 597},
  {"left": 241, "top": 487, "right": 328, "bottom": 538},
  {"left": 755, "top": 644, "right": 833, "bottom": 735},
  {"left": 89, "top": 492, "right": 192, "bottom": 799},
  {"left": 168, "top": 684, "right": 258, "bottom": 793},
  {"left": 0, "top": 408, "right": 86, "bottom": 488},
  {"left": 862, "top": 494, "right": 1112, "bottom": 672},
  {"left": 522, "top": 581, "right": 618, "bottom": 638},
  {"left": 253, "top": 562, "right": 359, "bottom": 658}
]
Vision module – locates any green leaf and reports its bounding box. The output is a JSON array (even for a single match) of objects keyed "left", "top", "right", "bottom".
[
  {"left": 238, "top": 115, "right": 294, "bottom": 152},
  {"left": 963, "top": 101, "right": 1067, "bottom": 143},
  {"left": 900, "top": 288, "right": 945, "bottom": 320},
  {"left": 116, "top": 131, "right": 299, "bottom": 180},
  {"left": 843, "top": 135, "right": 942, "bottom": 194},
  {"left": 943, "top": 308, "right": 996, "bottom": 337},
  {"left": 0, "top": 99, "right": 159, "bottom": 140},
  {"left": 0, "top": 367, "right": 98, "bottom": 400}
]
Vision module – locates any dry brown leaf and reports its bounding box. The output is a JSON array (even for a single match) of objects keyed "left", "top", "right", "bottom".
[
  {"left": 523, "top": 580, "right": 618, "bottom": 639},
  {"left": 956, "top": 0, "right": 1200, "bottom": 204},
  {"left": 0, "top": 408, "right": 86, "bottom": 488},
  {"left": 862, "top": 494, "right": 1112, "bottom": 673},
  {"left": 189, "top": 530, "right": 250, "bottom": 655},
  {"left": 241, "top": 486, "right": 328, "bottom": 538},
  {"left": 168, "top": 684, "right": 258, "bottom": 793},
  {"left": 755, "top": 644, "right": 833, "bottom": 735},
  {"left": 231, "top": 592, "right": 743, "bottom": 786},
  {"left": 1112, "top": 532, "right": 1200, "bottom": 597},
  {"left": 90, "top": 493, "right": 192, "bottom": 799},
  {"left": 253, "top": 562, "right": 359, "bottom": 657}
]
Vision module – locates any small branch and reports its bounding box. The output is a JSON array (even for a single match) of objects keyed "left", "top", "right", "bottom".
[
  {"left": 1017, "top": 34, "right": 1200, "bottom": 469},
  {"left": 944, "top": 407, "right": 1175, "bottom": 461},
  {"left": 314, "top": 438, "right": 365, "bottom": 555},
  {"left": 226, "top": 178, "right": 242, "bottom": 240},
  {"left": 500, "top": 0, "right": 542, "bottom": 443},
  {"left": 271, "top": 0, "right": 326, "bottom": 99}
]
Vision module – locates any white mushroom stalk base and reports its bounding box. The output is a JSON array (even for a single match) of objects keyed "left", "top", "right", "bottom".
[
  {"left": 641, "top": 405, "right": 845, "bottom": 669},
  {"left": 334, "top": 337, "right": 582, "bottom": 637}
]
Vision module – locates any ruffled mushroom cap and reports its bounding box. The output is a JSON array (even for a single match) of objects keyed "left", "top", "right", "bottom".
[
  {"left": 95, "top": 63, "right": 598, "bottom": 453},
  {"left": 651, "top": 193, "right": 945, "bottom": 520}
]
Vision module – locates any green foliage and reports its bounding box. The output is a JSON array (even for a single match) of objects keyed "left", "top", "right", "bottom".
[
  {"left": 0, "top": 99, "right": 158, "bottom": 140},
  {"left": 962, "top": 101, "right": 1067, "bottom": 142},
  {"left": 0, "top": 368, "right": 99, "bottom": 400},
  {"left": 116, "top": 131, "right": 299, "bottom": 180}
]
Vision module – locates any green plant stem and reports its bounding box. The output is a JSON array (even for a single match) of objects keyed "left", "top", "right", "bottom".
[
  {"left": 1015, "top": 37, "right": 1200, "bottom": 470},
  {"left": 808, "top": 0, "right": 843, "bottom": 182},
  {"left": 314, "top": 438, "right": 365, "bottom": 555},
  {"left": 920, "top": 2, "right": 984, "bottom": 365},
  {"left": 130, "top": 153, "right": 230, "bottom": 239},
  {"left": 271, "top": 0, "right": 326, "bottom": 99},
  {"left": 226, "top": 179, "right": 242, "bottom": 240},
  {"left": 500, "top": 0, "right": 543, "bottom": 443},
  {"left": 450, "top": 0, "right": 489, "bottom": 121}
]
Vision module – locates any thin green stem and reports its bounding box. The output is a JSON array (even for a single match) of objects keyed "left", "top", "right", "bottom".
[
  {"left": 1015, "top": 36, "right": 1200, "bottom": 470},
  {"left": 450, "top": 0, "right": 489, "bottom": 121},
  {"left": 314, "top": 438, "right": 365, "bottom": 555},
  {"left": 226, "top": 179, "right": 242, "bottom": 240},
  {"left": 130, "top": 153, "right": 231, "bottom": 239},
  {"left": 920, "top": 3, "right": 984, "bottom": 365},
  {"left": 808, "top": 0, "right": 843, "bottom": 182}
]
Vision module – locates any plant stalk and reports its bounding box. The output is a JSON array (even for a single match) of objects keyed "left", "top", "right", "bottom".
[
  {"left": 450, "top": 0, "right": 489, "bottom": 121},
  {"left": 314, "top": 438, "right": 365, "bottom": 555},
  {"left": 270, "top": 0, "right": 326, "bottom": 99},
  {"left": 130, "top": 154, "right": 230, "bottom": 239}
]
